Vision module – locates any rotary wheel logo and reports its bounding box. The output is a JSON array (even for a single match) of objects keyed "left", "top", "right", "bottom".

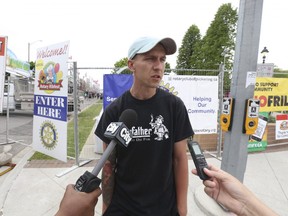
[
  {"left": 40, "top": 121, "right": 58, "bottom": 150},
  {"left": 159, "top": 81, "right": 178, "bottom": 96}
]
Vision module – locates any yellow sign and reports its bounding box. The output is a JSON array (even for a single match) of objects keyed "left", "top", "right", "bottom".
[{"left": 254, "top": 77, "right": 288, "bottom": 112}]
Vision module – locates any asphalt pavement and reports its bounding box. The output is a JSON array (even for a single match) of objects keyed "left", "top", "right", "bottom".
[{"left": 0, "top": 110, "right": 33, "bottom": 157}]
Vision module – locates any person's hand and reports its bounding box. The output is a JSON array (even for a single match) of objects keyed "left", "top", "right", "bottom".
[
  {"left": 55, "top": 184, "right": 102, "bottom": 216},
  {"left": 192, "top": 164, "right": 253, "bottom": 215},
  {"left": 192, "top": 165, "right": 279, "bottom": 216}
]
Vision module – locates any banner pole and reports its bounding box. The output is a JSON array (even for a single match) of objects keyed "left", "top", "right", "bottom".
[
  {"left": 6, "top": 76, "right": 10, "bottom": 143},
  {"left": 73, "top": 61, "right": 79, "bottom": 166},
  {"left": 56, "top": 61, "right": 91, "bottom": 177},
  {"left": 0, "top": 76, "right": 15, "bottom": 145}
]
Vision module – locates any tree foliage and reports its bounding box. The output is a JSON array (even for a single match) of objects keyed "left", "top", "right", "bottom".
[
  {"left": 113, "top": 3, "right": 238, "bottom": 76},
  {"left": 164, "top": 62, "right": 172, "bottom": 74},
  {"left": 176, "top": 24, "right": 201, "bottom": 71},
  {"left": 112, "top": 57, "right": 131, "bottom": 74},
  {"left": 29, "top": 61, "right": 36, "bottom": 77},
  {"left": 273, "top": 68, "right": 288, "bottom": 78},
  {"left": 178, "top": 3, "right": 237, "bottom": 71}
]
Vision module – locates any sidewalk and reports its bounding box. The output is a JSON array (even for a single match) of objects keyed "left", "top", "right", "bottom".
[{"left": 0, "top": 133, "right": 288, "bottom": 215}]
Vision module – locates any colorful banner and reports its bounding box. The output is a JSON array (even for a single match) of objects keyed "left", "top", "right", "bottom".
[
  {"left": 32, "top": 41, "right": 70, "bottom": 162},
  {"left": 254, "top": 77, "right": 288, "bottom": 112},
  {"left": 275, "top": 114, "right": 288, "bottom": 140},
  {"left": 103, "top": 75, "right": 218, "bottom": 134},
  {"left": 6, "top": 49, "right": 31, "bottom": 77},
  {"left": 248, "top": 112, "right": 268, "bottom": 152},
  {"left": 0, "top": 36, "right": 7, "bottom": 113}
]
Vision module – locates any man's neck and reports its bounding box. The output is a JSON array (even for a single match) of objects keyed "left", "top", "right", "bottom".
[{"left": 130, "top": 86, "right": 157, "bottom": 100}]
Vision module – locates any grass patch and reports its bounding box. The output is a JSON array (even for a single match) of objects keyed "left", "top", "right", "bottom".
[{"left": 29, "top": 102, "right": 103, "bottom": 160}]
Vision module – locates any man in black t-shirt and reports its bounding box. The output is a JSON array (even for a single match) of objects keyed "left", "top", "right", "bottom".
[{"left": 95, "top": 36, "right": 194, "bottom": 216}]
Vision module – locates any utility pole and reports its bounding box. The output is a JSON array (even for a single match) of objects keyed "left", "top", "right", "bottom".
[
  {"left": 221, "top": 0, "right": 264, "bottom": 182},
  {"left": 28, "top": 40, "right": 42, "bottom": 62}
]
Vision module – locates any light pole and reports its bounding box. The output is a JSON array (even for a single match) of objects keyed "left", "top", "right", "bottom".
[
  {"left": 260, "top": 46, "right": 269, "bottom": 64},
  {"left": 28, "top": 40, "right": 42, "bottom": 62}
]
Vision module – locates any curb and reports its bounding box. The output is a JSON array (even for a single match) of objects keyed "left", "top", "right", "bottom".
[
  {"left": 0, "top": 147, "right": 34, "bottom": 211},
  {"left": 194, "top": 185, "right": 232, "bottom": 216}
]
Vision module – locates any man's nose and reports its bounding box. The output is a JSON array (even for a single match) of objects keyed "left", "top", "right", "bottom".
[{"left": 153, "top": 59, "right": 164, "bottom": 70}]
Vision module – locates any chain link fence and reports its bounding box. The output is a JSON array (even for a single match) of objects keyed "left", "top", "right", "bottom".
[{"left": 73, "top": 65, "right": 288, "bottom": 156}]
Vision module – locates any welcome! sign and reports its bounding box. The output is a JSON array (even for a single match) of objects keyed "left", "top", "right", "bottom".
[{"left": 32, "top": 41, "right": 70, "bottom": 162}]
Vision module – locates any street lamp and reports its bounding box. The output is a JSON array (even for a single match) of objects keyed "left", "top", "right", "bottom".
[
  {"left": 28, "top": 40, "right": 42, "bottom": 62},
  {"left": 260, "top": 46, "right": 269, "bottom": 64}
]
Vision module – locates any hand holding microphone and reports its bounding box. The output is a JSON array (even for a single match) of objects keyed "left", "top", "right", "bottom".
[{"left": 74, "top": 109, "right": 137, "bottom": 193}]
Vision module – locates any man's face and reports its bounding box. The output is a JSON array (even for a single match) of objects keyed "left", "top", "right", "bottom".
[{"left": 129, "top": 44, "right": 166, "bottom": 89}]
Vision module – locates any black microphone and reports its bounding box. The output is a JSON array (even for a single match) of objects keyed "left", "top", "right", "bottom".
[{"left": 75, "top": 109, "right": 137, "bottom": 192}]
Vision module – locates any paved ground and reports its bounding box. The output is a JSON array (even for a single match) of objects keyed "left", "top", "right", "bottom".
[
  {"left": 1, "top": 99, "right": 288, "bottom": 215},
  {"left": 0, "top": 110, "right": 33, "bottom": 158},
  {"left": 0, "top": 140, "right": 288, "bottom": 216}
]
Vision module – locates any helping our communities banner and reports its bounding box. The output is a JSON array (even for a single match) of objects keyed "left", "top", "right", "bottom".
[
  {"left": 32, "top": 41, "right": 70, "bottom": 162},
  {"left": 254, "top": 77, "right": 288, "bottom": 112},
  {"left": 103, "top": 75, "right": 218, "bottom": 134},
  {"left": 0, "top": 36, "right": 7, "bottom": 113}
]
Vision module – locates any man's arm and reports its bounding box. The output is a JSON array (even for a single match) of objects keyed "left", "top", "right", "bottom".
[
  {"left": 101, "top": 142, "right": 117, "bottom": 213},
  {"left": 173, "top": 139, "right": 189, "bottom": 216},
  {"left": 55, "top": 184, "right": 101, "bottom": 216}
]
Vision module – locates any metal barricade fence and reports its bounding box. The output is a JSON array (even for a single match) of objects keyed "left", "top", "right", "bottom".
[
  {"left": 71, "top": 65, "right": 227, "bottom": 159},
  {"left": 70, "top": 64, "right": 288, "bottom": 162}
]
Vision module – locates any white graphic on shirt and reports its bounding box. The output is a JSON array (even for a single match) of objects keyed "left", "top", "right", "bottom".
[{"left": 149, "top": 114, "right": 169, "bottom": 141}]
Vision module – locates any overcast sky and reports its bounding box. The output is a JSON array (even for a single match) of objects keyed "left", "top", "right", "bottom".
[{"left": 2, "top": 0, "right": 288, "bottom": 84}]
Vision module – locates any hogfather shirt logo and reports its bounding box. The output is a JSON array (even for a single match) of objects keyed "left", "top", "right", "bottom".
[{"left": 130, "top": 114, "right": 169, "bottom": 142}]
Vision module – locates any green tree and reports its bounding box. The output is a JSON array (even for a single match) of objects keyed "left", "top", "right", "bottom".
[
  {"left": 165, "top": 62, "right": 171, "bottom": 69},
  {"left": 29, "top": 61, "right": 36, "bottom": 77},
  {"left": 112, "top": 57, "right": 131, "bottom": 74},
  {"left": 273, "top": 68, "right": 288, "bottom": 78},
  {"left": 176, "top": 24, "right": 201, "bottom": 73},
  {"left": 190, "top": 3, "right": 238, "bottom": 70},
  {"left": 164, "top": 62, "right": 172, "bottom": 74}
]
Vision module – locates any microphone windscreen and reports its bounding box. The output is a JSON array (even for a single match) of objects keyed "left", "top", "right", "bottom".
[{"left": 119, "top": 109, "right": 138, "bottom": 128}]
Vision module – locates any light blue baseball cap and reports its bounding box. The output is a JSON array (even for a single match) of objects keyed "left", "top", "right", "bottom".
[{"left": 128, "top": 37, "right": 177, "bottom": 60}]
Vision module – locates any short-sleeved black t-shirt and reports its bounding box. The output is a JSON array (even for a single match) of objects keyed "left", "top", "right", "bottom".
[{"left": 95, "top": 88, "right": 194, "bottom": 215}]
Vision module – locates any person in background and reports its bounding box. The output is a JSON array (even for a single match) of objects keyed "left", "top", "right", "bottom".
[
  {"left": 95, "top": 36, "right": 194, "bottom": 216},
  {"left": 55, "top": 184, "right": 101, "bottom": 216},
  {"left": 192, "top": 164, "right": 278, "bottom": 216}
]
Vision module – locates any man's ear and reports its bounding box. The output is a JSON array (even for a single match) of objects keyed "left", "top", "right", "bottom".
[{"left": 128, "top": 60, "right": 135, "bottom": 72}]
